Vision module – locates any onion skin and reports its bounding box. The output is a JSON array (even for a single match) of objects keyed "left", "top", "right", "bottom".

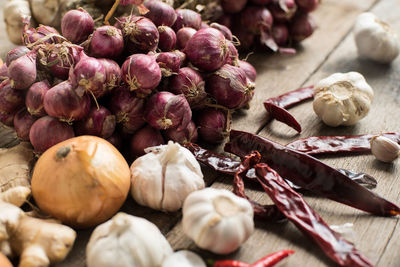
[
  {"left": 6, "top": 46, "right": 30, "bottom": 66},
  {"left": 272, "top": 23, "right": 290, "bottom": 46},
  {"left": 164, "top": 120, "right": 198, "bottom": 144},
  {"left": 0, "top": 64, "right": 7, "bottom": 81},
  {"left": 184, "top": 28, "right": 229, "bottom": 72},
  {"left": 44, "top": 81, "right": 91, "bottom": 123},
  {"left": 144, "top": 92, "right": 192, "bottom": 130},
  {"left": 173, "top": 9, "right": 202, "bottom": 31},
  {"left": 221, "top": 0, "right": 247, "bottom": 14},
  {"left": 206, "top": 64, "right": 255, "bottom": 109},
  {"left": 144, "top": 0, "right": 177, "bottom": 27},
  {"left": 269, "top": 0, "right": 297, "bottom": 22},
  {"left": 0, "top": 79, "right": 24, "bottom": 114},
  {"left": 290, "top": 12, "right": 316, "bottom": 42},
  {"left": 241, "top": 6, "right": 274, "bottom": 35},
  {"left": 130, "top": 125, "right": 164, "bottom": 157},
  {"left": 75, "top": 106, "right": 116, "bottom": 138},
  {"left": 0, "top": 111, "right": 16, "bottom": 127},
  {"left": 62, "top": 8, "right": 95, "bottom": 44},
  {"left": 13, "top": 109, "right": 37, "bottom": 141},
  {"left": 226, "top": 41, "right": 239, "bottom": 66},
  {"left": 158, "top": 26, "right": 177, "bottom": 51},
  {"left": 89, "top": 26, "right": 124, "bottom": 59},
  {"left": 98, "top": 59, "right": 122, "bottom": 91},
  {"left": 156, "top": 52, "right": 181, "bottom": 77},
  {"left": 169, "top": 67, "right": 207, "bottom": 107},
  {"left": 8, "top": 51, "right": 37, "bottom": 90},
  {"left": 196, "top": 108, "right": 228, "bottom": 144},
  {"left": 31, "top": 135, "right": 131, "bottom": 228},
  {"left": 210, "top": 23, "right": 233, "bottom": 41},
  {"left": 26, "top": 80, "right": 51, "bottom": 117},
  {"left": 29, "top": 116, "right": 75, "bottom": 153},
  {"left": 238, "top": 60, "right": 257, "bottom": 82},
  {"left": 23, "top": 23, "right": 63, "bottom": 46},
  {"left": 176, "top": 27, "right": 197, "bottom": 50},
  {"left": 46, "top": 44, "right": 83, "bottom": 80},
  {"left": 121, "top": 54, "right": 161, "bottom": 97}
]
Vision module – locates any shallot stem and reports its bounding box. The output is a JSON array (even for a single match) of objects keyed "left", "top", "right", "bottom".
[{"left": 105, "top": 0, "right": 120, "bottom": 25}]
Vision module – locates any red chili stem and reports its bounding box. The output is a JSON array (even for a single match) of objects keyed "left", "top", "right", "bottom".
[
  {"left": 251, "top": 250, "right": 295, "bottom": 267},
  {"left": 224, "top": 130, "right": 400, "bottom": 216}
]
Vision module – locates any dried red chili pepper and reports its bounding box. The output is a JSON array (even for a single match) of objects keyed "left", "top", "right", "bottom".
[
  {"left": 214, "top": 249, "right": 295, "bottom": 267},
  {"left": 224, "top": 130, "right": 400, "bottom": 216},
  {"left": 263, "top": 85, "right": 314, "bottom": 133},
  {"left": 286, "top": 133, "right": 400, "bottom": 155},
  {"left": 254, "top": 159, "right": 373, "bottom": 267}
]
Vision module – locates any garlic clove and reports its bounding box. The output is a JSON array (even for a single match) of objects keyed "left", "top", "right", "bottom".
[
  {"left": 162, "top": 250, "right": 206, "bottom": 267},
  {"left": 370, "top": 135, "right": 400, "bottom": 163}
]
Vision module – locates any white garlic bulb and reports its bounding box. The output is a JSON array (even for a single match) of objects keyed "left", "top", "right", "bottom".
[
  {"left": 370, "top": 135, "right": 400, "bottom": 163},
  {"left": 162, "top": 250, "right": 206, "bottom": 267},
  {"left": 4, "top": 0, "right": 32, "bottom": 44},
  {"left": 313, "top": 72, "right": 374, "bottom": 127},
  {"left": 353, "top": 12, "right": 400, "bottom": 63},
  {"left": 182, "top": 188, "right": 254, "bottom": 255},
  {"left": 130, "top": 141, "right": 204, "bottom": 212},
  {"left": 86, "top": 212, "right": 173, "bottom": 267}
]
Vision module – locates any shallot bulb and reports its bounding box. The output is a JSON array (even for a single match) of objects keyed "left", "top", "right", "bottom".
[
  {"left": 44, "top": 81, "right": 91, "bottom": 123},
  {"left": 13, "top": 109, "right": 37, "bottom": 141},
  {"left": 109, "top": 86, "right": 146, "bottom": 134},
  {"left": 176, "top": 27, "right": 197, "bottom": 50},
  {"left": 121, "top": 54, "right": 161, "bottom": 97},
  {"left": 290, "top": 13, "right": 316, "bottom": 42},
  {"left": 29, "top": 116, "right": 75, "bottom": 153},
  {"left": 164, "top": 120, "right": 198, "bottom": 144},
  {"left": 23, "top": 21, "right": 64, "bottom": 46},
  {"left": 269, "top": 0, "right": 297, "bottom": 22},
  {"left": 173, "top": 9, "right": 202, "bottom": 31},
  {"left": 45, "top": 43, "right": 83, "bottom": 79},
  {"left": 106, "top": 132, "right": 122, "bottom": 150},
  {"left": 26, "top": 80, "right": 51, "bottom": 116},
  {"left": 196, "top": 108, "right": 229, "bottom": 144},
  {"left": 6, "top": 46, "right": 30, "bottom": 66},
  {"left": 130, "top": 125, "right": 164, "bottom": 157},
  {"left": 75, "top": 106, "right": 116, "bottom": 138},
  {"left": 88, "top": 26, "right": 124, "bottom": 59},
  {"left": 272, "top": 23, "right": 290, "bottom": 46},
  {"left": 169, "top": 67, "right": 207, "bottom": 107},
  {"left": 158, "top": 26, "right": 177, "bottom": 51},
  {"left": 8, "top": 51, "right": 37, "bottom": 90},
  {"left": 206, "top": 64, "right": 255, "bottom": 109},
  {"left": 144, "top": 0, "right": 177, "bottom": 27},
  {"left": 98, "top": 59, "right": 122, "bottom": 91},
  {"left": 296, "top": 0, "right": 319, "bottom": 12},
  {"left": 221, "top": 0, "right": 247, "bottom": 14},
  {"left": 210, "top": 23, "right": 233, "bottom": 41},
  {"left": 0, "top": 111, "right": 16, "bottom": 127},
  {"left": 226, "top": 41, "right": 239, "bottom": 66},
  {"left": 144, "top": 92, "right": 192, "bottom": 130},
  {"left": 0, "top": 80, "right": 24, "bottom": 113},
  {"left": 62, "top": 8, "right": 95, "bottom": 44},
  {"left": 184, "top": 28, "right": 229, "bottom": 72},
  {"left": 0, "top": 64, "right": 7, "bottom": 81},
  {"left": 238, "top": 60, "right": 257, "bottom": 82},
  {"left": 240, "top": 6, "right": 274, "bottom": 34},
  {"left": 69, "top": 51, "right": 107, "bottom": 98},
  {"left": 156, "top": 52, "right": 181, "bottom": 77}
]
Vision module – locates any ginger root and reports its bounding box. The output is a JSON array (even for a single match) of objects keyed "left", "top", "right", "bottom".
[{"left": 0, "top": 201, "right": 76, "bottom": 267}]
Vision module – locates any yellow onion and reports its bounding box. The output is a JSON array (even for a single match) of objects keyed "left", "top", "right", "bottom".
[{"left": 31, "top": 136, "right": 131, "bottom": 229}]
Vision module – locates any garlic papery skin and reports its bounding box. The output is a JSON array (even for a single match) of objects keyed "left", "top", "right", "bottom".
[
  {"left": 182, "top": 188, "right": 254, "bottom": 255},
  {"left": 86, "top": 212, "right": 173, "bottom": 267},
  {"left": 162, "top": 250, "right": 206, "bottom": 267},
  {"left": 313, "top": 72, "right": 374, "bottom": 127},
  {"left": 130, "top": 141, "right": 205, "bottom": 212},
  {"left": 370, "top": 135, "right": 400, "bottom": 163},
  {"left": 353, "top": 12, "right": 400, "bottom": 63}
]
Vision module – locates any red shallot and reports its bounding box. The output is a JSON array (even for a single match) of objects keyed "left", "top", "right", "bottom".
[
  {"left": 158, "top": 26, "right": 177, "bottom": 51},
  {"left": 156, "top": 52, "right": 181, "bottom": 77},
  {"left": 269, "top": 0, "right": 297, "bottom": 22},
  {"left": 13, "top": 109, "right": 37, "bottom": 141},
  {"left": 44, "top": 43, "right": 83, "bottom": 80},
  {"left": 221, "top": 0, "right": 247, "bottom": 14},
  {"left": 238, "top": 60, "right": 257, "bottom": 82},
  {"left": 23, "top": 21, "right": 64, "bottom": 47},
  {"left": 0, "top": 64, "right": 7, "bottom": 81},
  {"left": 75, "top": 106, "right": 116, "bottom": 138},
  {"left": 88, "top": 26, "right": 124, "bottom": 59},
  {"left": 0, "top": 111, "right": 16, "bottom": 127},
  {"left": 290, "top": 12, "right": 316, "bottom": 42},
  {"left": 26, "top": 80, "right": 51, "bottom": 117},
  {"left": 210, "top": 22, "right": 233, "bottom": 41},
  {"left": 8, "top": 51, "right": 37, "bottom": 90},
  {"left": 226, "top": 41, "right": 239, "bottom": 66},
  {"left": 61, "top": 8, "right": 95, "bottom": 44},
  {"left": 196, "top": 108, "right": 229, "bottom": 144},
  {"left": 164, "top": 120, "right": 198, "bottom": 144},
  {"left": 6, "top": 46, "right": 30, "bottom": 66},
  {"left": 98, "top": 59, "right": 122, "bottom": 91},
  {"left": 0, "top": 80, "right": 24, "bottom": 113},
  {"left": 144, "top": 0, "right": 177, "bottom": 27},
  {"left": 176, "top": 27, "right": 197, "bottom": 49},
  {"left": 130, "top": 125, "right": 164, "bottom": 157},
  {"left": 173, "top": 9, "right": 202, "bottom": 31},
  {"left": 272, "top": 23, "right": 290, "bottom": 46}
]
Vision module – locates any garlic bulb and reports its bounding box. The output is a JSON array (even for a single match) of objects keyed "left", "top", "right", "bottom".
[
  {"left": 353, "top": 12, "right": 400, "bottom": 63},
  {"left": 313, "top": 72, "right": 374, "bottom": 127},
  {"left": 30, "top": 0, "right": 62, "bottom": 28},
  {"left": 182, "top": 188, "right": 254, "bottom": 255},
  {"left": 4, "top": 0, "right": 32, "bottom": 44},
  {"left": 86, "top": 212, "right": 173, "bottom": 267},
  {"left": 370, "top": 135, "right": 400, "bottom": 163},
  {"left": 130, "top": 141, "right": 204, "bottom": 212},
  {"left": 162, "top": 250, "right": 206, "bottom": 267}
]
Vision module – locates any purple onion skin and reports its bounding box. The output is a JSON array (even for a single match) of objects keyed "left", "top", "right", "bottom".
[
  {"left": 62, "top": 8, "right": 95, "bottom": 44},
  {"left": 110, "top": 86, "right": 146, "bottom": 134},
  {"left": 98, "top": 58, "right": 121, "bottom": 91},
  {"left": 206, "top": 64, "right": 255, "bottom": 109},
  {"left": 290, "top": 13, "right": 316, "bottom": 42},
  {"left": 144, "top": 0, "right": 177, "bottom": 27},
  {"left": 29, "top": 116, "right": 75, "bottom": 153},
  {"left": 241, "top": 6, "right": 274, "bottom": 34},
  {"left": 272, "top": 23, "right": 289, "bottom": 46},
  {"left": 221, "top": 0, "right": 247, "bottom": 14},
  {"left": 44, "top": 81, "right": 91, "bottom": 123},
  {"left": 226, "top": 41, "right": 239, "bottom": 66},
  {"left": 144, "top": 92, "right": 192, "bottom": 130},
  {"left": 130, "top": 125, "right": 165, "bottom": 157},
  {"left": 172, "top": 50, "right": 187, "bottom": 64},
  {"left": 184, "top": 28, "right": 229, "bottom": 72},
  {"left": 164, "top": 120, "right": 198, "bottom": 144},
  {"left": 156, "top": 52, "right": 181, "bottom": 77},
  {"left": 121, "top": 54, "right": 161, "bottom": 97},
  {"left": 201, "top": 22, "right": 210, "bottom": 29},
  {"left": 158, "top": 26, "right": 177, "bottom": 51},
  {"left": 23, "top": 24, "right": 63, "bottom": 46},
  {"left": 169, "top": 67, "right": 207, "bottom": 107},
  {"left": 6, "top": 46, "right": 30, "bottom": 66},
  {"left": 75, "top": 106, "right": 116, "bottom": 138},
  {"left": 8, "top": 51, "right": 37, "bottom": 90},
  {"left": 296, "top": 0, "right": 319, "bottom": 12},
  {"left": 13, "top": 109, "right": 37, "bottom": 141},
  {"left": 238, "top": 60, "right": 257, "bottom": 82},
  {"left": 196, "top": 108, "right": 228, "bottom": 144},
  {"left": 70, "top": 51, "right": 107, "bottom": 98},
  {"left": 210, "top": 23, "right": 233, "bottom": 41},
  {"left": 47, "top": 44, "right": 83, "bottom": 80},
  {"left": 0, "top": 111, "right": 16, "bottom": 126},
  {"left": 0, "top": 64, "right": 7, "bottom": 81},
  {"left": 0, "top": 80, "right": 24, "bottom": 113},
  {"left": 176, "top": 27, "right": 197, "bottom": 50},
  {"left": 173, "top": 9, "right": 202, "bottom": 31},
  {"left": 89, "top": 26, "right": 124, "bottom": 59},
  {"left": 106, "top": 131, "right": 123, "bottom": 150},
  {"left": 269, "top": 0, "right": 297, "bottom": 22},
  {"left": 26, "top": 80, "right": 51, "bottom": 117}
]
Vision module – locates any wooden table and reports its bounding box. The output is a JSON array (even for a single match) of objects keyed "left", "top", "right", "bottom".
[{"left": 1, "top": 0, "right": 400, "bottom": 266}]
